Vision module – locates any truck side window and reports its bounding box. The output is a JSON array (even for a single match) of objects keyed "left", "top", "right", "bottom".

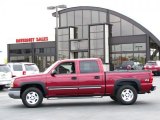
[
  {"left": 55, "top": 62, "right": 75, "bottom": 74},
  {"left": 80, "top": 61, "right": 99, "bottom": 73}
]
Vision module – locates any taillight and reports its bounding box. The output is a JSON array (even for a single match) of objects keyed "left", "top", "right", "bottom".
[
  {"left": 149, "top": 72, "right": 153, "bottom": 83},
  {"left": 23, "top": 71, "right": 26, "bottom": 75}
]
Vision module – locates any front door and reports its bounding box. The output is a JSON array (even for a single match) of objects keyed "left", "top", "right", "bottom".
[{"left": 46, "top": 61, "right": 78, "bottom": 96}]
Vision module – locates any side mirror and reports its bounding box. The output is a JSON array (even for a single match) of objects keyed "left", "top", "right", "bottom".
[{"left": 51, "top": 70, "right": 57, "bottom": 76}]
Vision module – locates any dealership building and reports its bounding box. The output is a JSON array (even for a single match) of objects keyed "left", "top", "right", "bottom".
[{"left": 8, "top": 6, "right": 160, "bottom": 71}]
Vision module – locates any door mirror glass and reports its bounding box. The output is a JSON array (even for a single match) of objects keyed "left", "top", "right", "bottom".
[{"left": 51, "top": 70, "right": 57, "bottom": 76}]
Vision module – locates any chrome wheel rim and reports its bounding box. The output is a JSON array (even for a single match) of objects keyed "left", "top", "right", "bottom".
[
  {"left": 26, "top": 92, "right": 39, "bottom": 105},
  {"left": 121, "top": 89, "right": 134, "bottom": 102}
]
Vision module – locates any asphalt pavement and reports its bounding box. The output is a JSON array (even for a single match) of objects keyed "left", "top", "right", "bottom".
[{"left": 0, "top": 76, "right": 160, "bottom": 120}]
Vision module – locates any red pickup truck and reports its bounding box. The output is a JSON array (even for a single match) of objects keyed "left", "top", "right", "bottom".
[{"left": 8, "top": 58, "right": 155, "bottom": 108}]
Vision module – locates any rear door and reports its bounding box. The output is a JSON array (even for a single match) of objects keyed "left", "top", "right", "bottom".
[{"left": 77, "top": 60, "right": 104, "bottom": 96}]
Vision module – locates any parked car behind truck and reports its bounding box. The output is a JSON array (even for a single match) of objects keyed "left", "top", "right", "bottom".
[
  {"left": 115, "top": 61, "right": 143, "bottom": 70},
  {"left": 7, "top": 62, "right": 39, "bottom": 77},
  {"left": 0, "top": 64, "right": 12, "bottom": 90},
  {"left": 8, "top": 58, "right": 155, "bottom": 108},
  {"left": 144, "top": 61, "right": 160, "bottom": 75}
]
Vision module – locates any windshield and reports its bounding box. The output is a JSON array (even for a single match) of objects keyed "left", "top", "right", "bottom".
[
  {"left": 0, "top": 65, "right": 11, "bottom": 73},
  {"left": 43, "top": 61, "right": 59, "bottom": 74}
]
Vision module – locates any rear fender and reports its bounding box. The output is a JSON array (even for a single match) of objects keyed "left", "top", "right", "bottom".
[{"left": 114, "top": 79, "right": 141, "bottom": 94}]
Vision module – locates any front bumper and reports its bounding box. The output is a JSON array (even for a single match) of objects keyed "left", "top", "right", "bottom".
[
  {"left": 0, "top": 80, "right": 11, "bottom": 87},
  {"left": 151, "top": 86, "right": 156, "bottom": 91},
  {"left": 8, "top": 88, "right": 20, "bottom": 99}
]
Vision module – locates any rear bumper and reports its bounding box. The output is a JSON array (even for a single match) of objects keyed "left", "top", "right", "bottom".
[{"left": 8, "top": 88, "right": 20, "bottom": 99}]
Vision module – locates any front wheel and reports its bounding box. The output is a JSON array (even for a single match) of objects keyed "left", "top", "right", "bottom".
[
  {"left": 21, "top": 87, "right": 43, "bottom": 108},
  {"left": 0, "top": 86, "right": 4, "bottom": 91},
  {"left": 116, "top": 85, "right": 137, "bottom": 105}
]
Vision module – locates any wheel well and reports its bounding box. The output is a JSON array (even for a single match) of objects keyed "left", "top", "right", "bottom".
[
  {"left": 20, "top": 84, "right": 45, "bottom": 97},
  {"left": 115, "top": 81, "right": 140, "bottom": 94}
]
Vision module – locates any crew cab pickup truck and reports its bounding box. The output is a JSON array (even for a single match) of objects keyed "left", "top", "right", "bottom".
[{"left": 8, "top": 58, "right": 156, "bottom": 108}]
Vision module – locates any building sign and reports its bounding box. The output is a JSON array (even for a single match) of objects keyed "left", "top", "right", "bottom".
[{"left": 16, "top": 37, "right": 48, "bottom": 43}]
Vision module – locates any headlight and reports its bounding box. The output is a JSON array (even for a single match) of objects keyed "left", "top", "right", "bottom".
[{"left": 10, "top": 78, "right": 15, "bottom": 88}]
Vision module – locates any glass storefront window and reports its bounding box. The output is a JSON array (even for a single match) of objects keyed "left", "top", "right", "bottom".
[
  {"left": 58, "top": 51, "right": 69, "bottom": 59},
  {"left": 63, "top": 29, "right": 69, "bottom": 35},
  {"left": 112, "top": 22, "right": 120, "bottom": 36},
  {"left": 51, "top": 56, "right": 55, "bottom": 63},
  {"left": 97, "top": 25, "right": 103, "bottom": 32},
  {"left": 115, "top": 45, "right": 121, "bottom": 51},
  {"left": 122, "top": 44, "right": 133, "bottom": 51},
  {"left": 79, "top": 40, "right": 88, "bottom": 50},
  {"left": 96, "top": 32, "right": 103, "bottom": 39},
  {"left": 62, "top": 35, "right": 69, "bottom": 41},
  {"left": 90, "top": 33, "right": 96, "bottom": 39},
  {"left": 83, "top": 26, "right": 88, "bottom": 38},
  {"left": 68, "top": 11, "right": 75, "bottom": 26},
  {"left": 110, "top": 14, "right": 120, "bottom": 23},
  {"left": 100, "top": 12, "right": 106, "bottom": 23},
  {"left": 121, "top": 19, "right": 133, "bottom": 36},
  {"left": 122, "top": 53, "right": 133, "bottom": 61},
  {"left": 92, "top": 11, "right": 99, "bottom": 24},
  {"left": 90, "top": 39, "right": 103, "bottom": 49},
  {"left": 134, "top": 53, "right": 146, "bottom": 64},
  {"left": 75, "top": 10, "right": 82, "bottom": 25},
  {"left": 71, "top": 40, "right": 88, "bottom": 50},
  {"left": 58, "top": 42, "right": 69, "bottom": 50},
  {"left": 90, "top": 49, "right": 104, "bottom": 62},
  {"left": 133, "top": 26, "right": 145, "bottom": 35},
  {"left": 83, "top": 10, "right": 91, "bottom": 25},
  {"left": 60, "top": 13, "right": 67, "bottom": 27},
  {"left": 134, "top": 43, "right": 146, "bottom": 51},
  {"left": 90, "top": 26, "right": 96, "bottom": 33},
  {"left": 58, "top": 29, "right": 62, "bottom": 35},
  {"left": 75, "top": 26, "right": 82, "bottom": 39}
]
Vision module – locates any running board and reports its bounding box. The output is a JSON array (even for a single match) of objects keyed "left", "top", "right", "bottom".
[{"left": 47, "top": 96, "right": 103, "bottom": 100}]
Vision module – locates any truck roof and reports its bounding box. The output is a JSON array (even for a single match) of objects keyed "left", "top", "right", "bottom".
[{"left": 57, "top": 58, "right": 101, "bottom": 62}]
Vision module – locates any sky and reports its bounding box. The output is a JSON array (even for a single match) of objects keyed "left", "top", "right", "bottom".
[{"left": 0, "top": 0, "right": 160, "bottom": 63}]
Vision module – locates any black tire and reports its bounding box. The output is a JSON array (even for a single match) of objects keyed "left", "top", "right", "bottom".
[
  {"left": 21, "top": 87, "right": 43, "bottom": 108},
  {"left": 116, "top": 85, "right": 137, "bottom": 105},
  {"left": 110, "top": 96, "right": 118, "bottom": 102}
]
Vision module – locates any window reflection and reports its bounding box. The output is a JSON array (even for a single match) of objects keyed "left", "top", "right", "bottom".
[
  {"left": 134, "top": 43, "right": 146, "bottom": 51},
  {"left": 122, "top": 44, "right": 133, "bottom": 51}
]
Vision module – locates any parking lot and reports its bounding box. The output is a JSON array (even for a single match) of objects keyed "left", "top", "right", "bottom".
[{"left": 0, "top": 76, "right": 160, "bottom": 120}]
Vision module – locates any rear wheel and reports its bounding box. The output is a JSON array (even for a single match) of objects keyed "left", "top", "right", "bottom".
[
  {"left": 116, "top": 85, "right": 137, "bottom": 105},
  {"left": 21, "top": 87, "right": 43, "bottom": 108}
]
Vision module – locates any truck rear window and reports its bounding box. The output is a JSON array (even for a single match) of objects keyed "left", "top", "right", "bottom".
[{"left": 80, "top": 61, "right": 99, "bottom": 73}]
